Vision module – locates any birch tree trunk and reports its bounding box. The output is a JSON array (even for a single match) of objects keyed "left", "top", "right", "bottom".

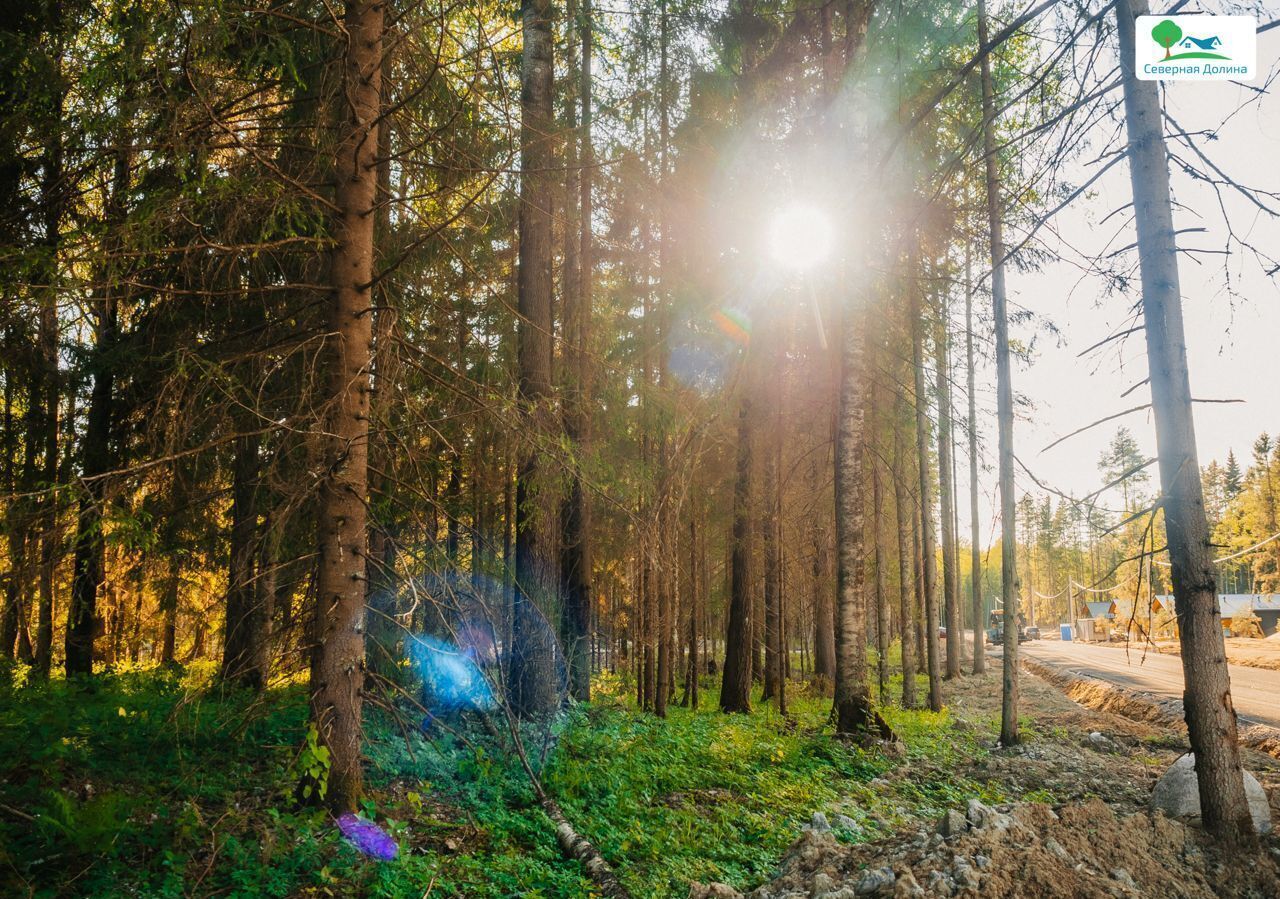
[{"left": 1115, "top": 0, "right": 1252, "bottom": 843}]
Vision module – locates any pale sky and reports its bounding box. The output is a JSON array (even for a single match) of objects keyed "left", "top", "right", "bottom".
[{"left": 962, "top": 22, "right": 1280, "bottom": 546}]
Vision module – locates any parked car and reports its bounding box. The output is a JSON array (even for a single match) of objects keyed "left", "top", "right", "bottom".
[
  {"left": 938, "top": 626, "right": 947, "bottom": 640},
  {"left": 1024, "top": 625, "right": 1041, "bottom": 641}
]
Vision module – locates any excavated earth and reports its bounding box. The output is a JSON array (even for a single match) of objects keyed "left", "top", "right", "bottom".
[{"left": 690, "top": 667, "right": 1280, "bottom": 899}]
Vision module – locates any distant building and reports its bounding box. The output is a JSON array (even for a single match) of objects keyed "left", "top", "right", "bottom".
[{"left": 1154, "top": 594, "right": 1280, "bottom": 637}]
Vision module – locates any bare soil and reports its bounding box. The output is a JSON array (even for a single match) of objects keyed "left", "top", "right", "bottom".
[
  {"left": 1090, "top": 635, "right": 1280, "bottom": 672},
  {"left": 690, "top": 668, "right": 1280, "bottom": 898}
]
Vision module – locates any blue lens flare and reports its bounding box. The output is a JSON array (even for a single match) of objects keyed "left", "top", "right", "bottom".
[{"left": 408, "top": 634, "right": 497, "bottom": 715}]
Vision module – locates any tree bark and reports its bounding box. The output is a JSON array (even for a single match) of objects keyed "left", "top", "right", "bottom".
[
  {"left": 934, "top": 296, "right": 961, "bottom": 678},
  {"left": 893, "top": 389, "right": 917, "bottom": 706},
  {"left": 965, "top": 244, "right": 984, "bottom": 674},
  {"left": 833, "top": 296, "right": 873, "bottom": 734},
  {"left": 911, "top": 274, "right": 942, "bottom": 711},
  {"left": 559, "top": 0, "right": 594, "bottom": 704},
  {"left": 66, "top": 271, "right": 117, "bottom": 676},
  {"left": 977, "top": 0, "right": 1021, "bottom": 747},
  {"left": 1115, "top": 0, "right": 1253, "bottom": 844},
  {"left": 223, "top": 431, "right": 265, "bottom": 689},
  {"left": 720, "top": 395, "right": 754, "bottom": 713},
  {"left": 307, "top": 0, "right": 383, "bottom": 812},
  {"left": 509, "top": 0, "right": 560, "bottom": 717}
]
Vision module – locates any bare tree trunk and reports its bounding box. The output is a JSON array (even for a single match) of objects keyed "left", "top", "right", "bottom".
[
  {"left": 509, "top": 0, "right": 560, "bottom": 717},
  {"left": 811, "top": 511, "right": 836, "bottom": 684},
  {"left": 912, "top": 274, "right": 942, "bottom": 711},
  {"left": 720, "top": 396, "right": 754, "bottom": 713},
  {"left": 763, "top": 330, "right": 783, "bottom": 707},
  {"left": 1115, "top": 0, "right": 1253, "bottom": 843},
  {"left": 160, "top": 553, "right": 180, "bottom": 664},
  {"left": 935, "top": 295, "right": 961, "bottom": 679},
  {"left": 223, "top": 431, "right": 265, "bottom": 689},
  {"left": 559, "top": 0, "right": 594, "bottom": 704},
  {"left": 34, "top": 38, "right": 64, "bottom": 678},
  {"left": 872, "top": 446, "right": 889, "bottom": 704},
  {"left": 66, "top": 274, "right": 117, "bottom": 676},
  {"left": 307, "top": 0, "right": 383, "bottom": 812},
  {"left": 833, "top": 296, "right": 874, "bottom": 734},
  {"left": 977, "top": 0, "right": 1020, "bottom": 747},
  {"left": 965, "top": 243, "right": 984, "bottom": 674},
  {"left": 894, "top": 390, "right": 917, "bottom": 706}
]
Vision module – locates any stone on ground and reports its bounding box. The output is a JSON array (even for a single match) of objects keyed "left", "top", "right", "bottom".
[{"left": 1149, "top": 752, "right": 1272, "bottom": 834}]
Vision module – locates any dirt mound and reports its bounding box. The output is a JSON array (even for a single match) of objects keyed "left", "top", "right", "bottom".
[{"left": 690, "top": 799, "right": 1280, "bottom": 899}]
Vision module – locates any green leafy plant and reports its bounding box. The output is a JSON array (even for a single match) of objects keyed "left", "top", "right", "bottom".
[{"left": 296, "top": 723, "right": 331, "bottom": 801}]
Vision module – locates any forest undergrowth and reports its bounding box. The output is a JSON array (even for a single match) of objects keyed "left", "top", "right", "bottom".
[{"left": 0, "top": 655, "right": 1014, "bottom": 898}]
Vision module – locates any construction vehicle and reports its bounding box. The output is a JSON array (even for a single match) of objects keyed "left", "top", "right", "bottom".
[{"left": 985, "top": 609, "right": 1027, "bottom": 645}]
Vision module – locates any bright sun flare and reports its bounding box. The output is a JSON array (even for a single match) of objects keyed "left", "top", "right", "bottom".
[{"left": 767, "top": 202, "right": 834, "bottom": 272}]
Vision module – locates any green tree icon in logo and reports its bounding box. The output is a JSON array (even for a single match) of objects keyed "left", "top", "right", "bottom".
[{"left": 1152, "top": 19, "right": 1182, "bottom": 59}]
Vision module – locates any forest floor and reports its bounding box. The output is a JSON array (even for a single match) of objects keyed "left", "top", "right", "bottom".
[
  {"left": 3, "top": 659, "right": 1279, "bottom": 898},
  {"left": 699, "top": 668, "right": 1280, "bottom": 898}
]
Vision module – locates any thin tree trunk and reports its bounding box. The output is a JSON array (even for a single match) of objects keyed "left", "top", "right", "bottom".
[
  {"left": 1115, "top": 0, "right": 1252, "bottom": 843},
  {"left": 720, "top": 396, "right": 754, "bottom": 713},
  {"left": 222, "top": 430, "right": 265, "bottom": 688},
  {"left": 977, "top": 0, "right": 1020, "bottom": 747},
  {"left": 894, "top": 390, "right": 917, "bottom": 706},
  {"left": 966, "top": 243, "right": 985, "bottom": 674},
  {"left": 160, "top": 552, "right": 180, "bottom": 664},
  {"left": 307, "top": 0, "right": 383, "bottom": 812},
  {"left": 66, "top": 277, "right": 117, "bottom": 676},
  {"left": 872, "top": 447, "right": 889, "bottom": 704},
  {"left": 912, "top": 273, "right": 942, "bottom": 711},
  {"left": 935, "top": 295, "right": 961, "bottom": 678}
]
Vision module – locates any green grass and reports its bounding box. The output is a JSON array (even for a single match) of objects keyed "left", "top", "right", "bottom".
[{"left": 0, "top": 664, "right": 1003, "bottom": 898}]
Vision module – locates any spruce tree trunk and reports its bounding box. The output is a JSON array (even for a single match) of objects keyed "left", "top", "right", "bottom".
[
  {"left": 977, "top": 0, "right": 1020, "bottom": 746},
  {"left": 720, "top": 396, "right": 754, "bottom": 713},
  {"left": 66, "top": 276, "right": 117, "bottom": 676},
  {"left": 35, "top": 38, "right": 64, "bottom": 678},
  {"left": 559, "top": 0, "right": 594, "bottom": 704},
  {"left": 223, "top": 431, "right": 265, "bottom": 689},
  {"left": 911, "top": 279, "right": 942, "bottom": 711},
  {"left": 308, "top": 0, "right": 383, "bottom": 812},
  {"left": 965, "top": 246, "right": 984, "bottom": 674},
  {"left": 894, "top": 390, "right": 917, "bottom": 706},
  {"left": 872, "top": 444, "right": 890, "bottom": 703},
  {"left": 160, "top": 553, "right": 180, "bottom": 664},
  {"left": 811, "top": 516, "right": 836, "bottom": 684},
  {"left": 1115, "top": 0, "right": 1253, "bottom": 843},
  {"left": 934, "top": 298, "right": 961, "bottom": 678},
  {"left": 509, "top": 0, "right": 560, "bottom": 717}
]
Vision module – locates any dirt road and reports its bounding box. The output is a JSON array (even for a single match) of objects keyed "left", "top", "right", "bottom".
[{"left": 1011, "top": 638, "right": 1280, "bottom": 729}]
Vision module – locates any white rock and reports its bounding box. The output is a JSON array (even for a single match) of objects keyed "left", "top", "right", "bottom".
[
  {"left": 1149, "top": 753, "right": 1272, "bottom": 834},
  {"left": 806, "top": 811, "right": 833, "bottom": 834},
  {"left": 855, "top": 867, "right": 896, "bottom": 895}
]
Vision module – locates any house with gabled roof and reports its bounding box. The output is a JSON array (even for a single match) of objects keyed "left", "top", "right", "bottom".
[{"left": 1154, "top": 594, "right": 1280, "bottom": 637}]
